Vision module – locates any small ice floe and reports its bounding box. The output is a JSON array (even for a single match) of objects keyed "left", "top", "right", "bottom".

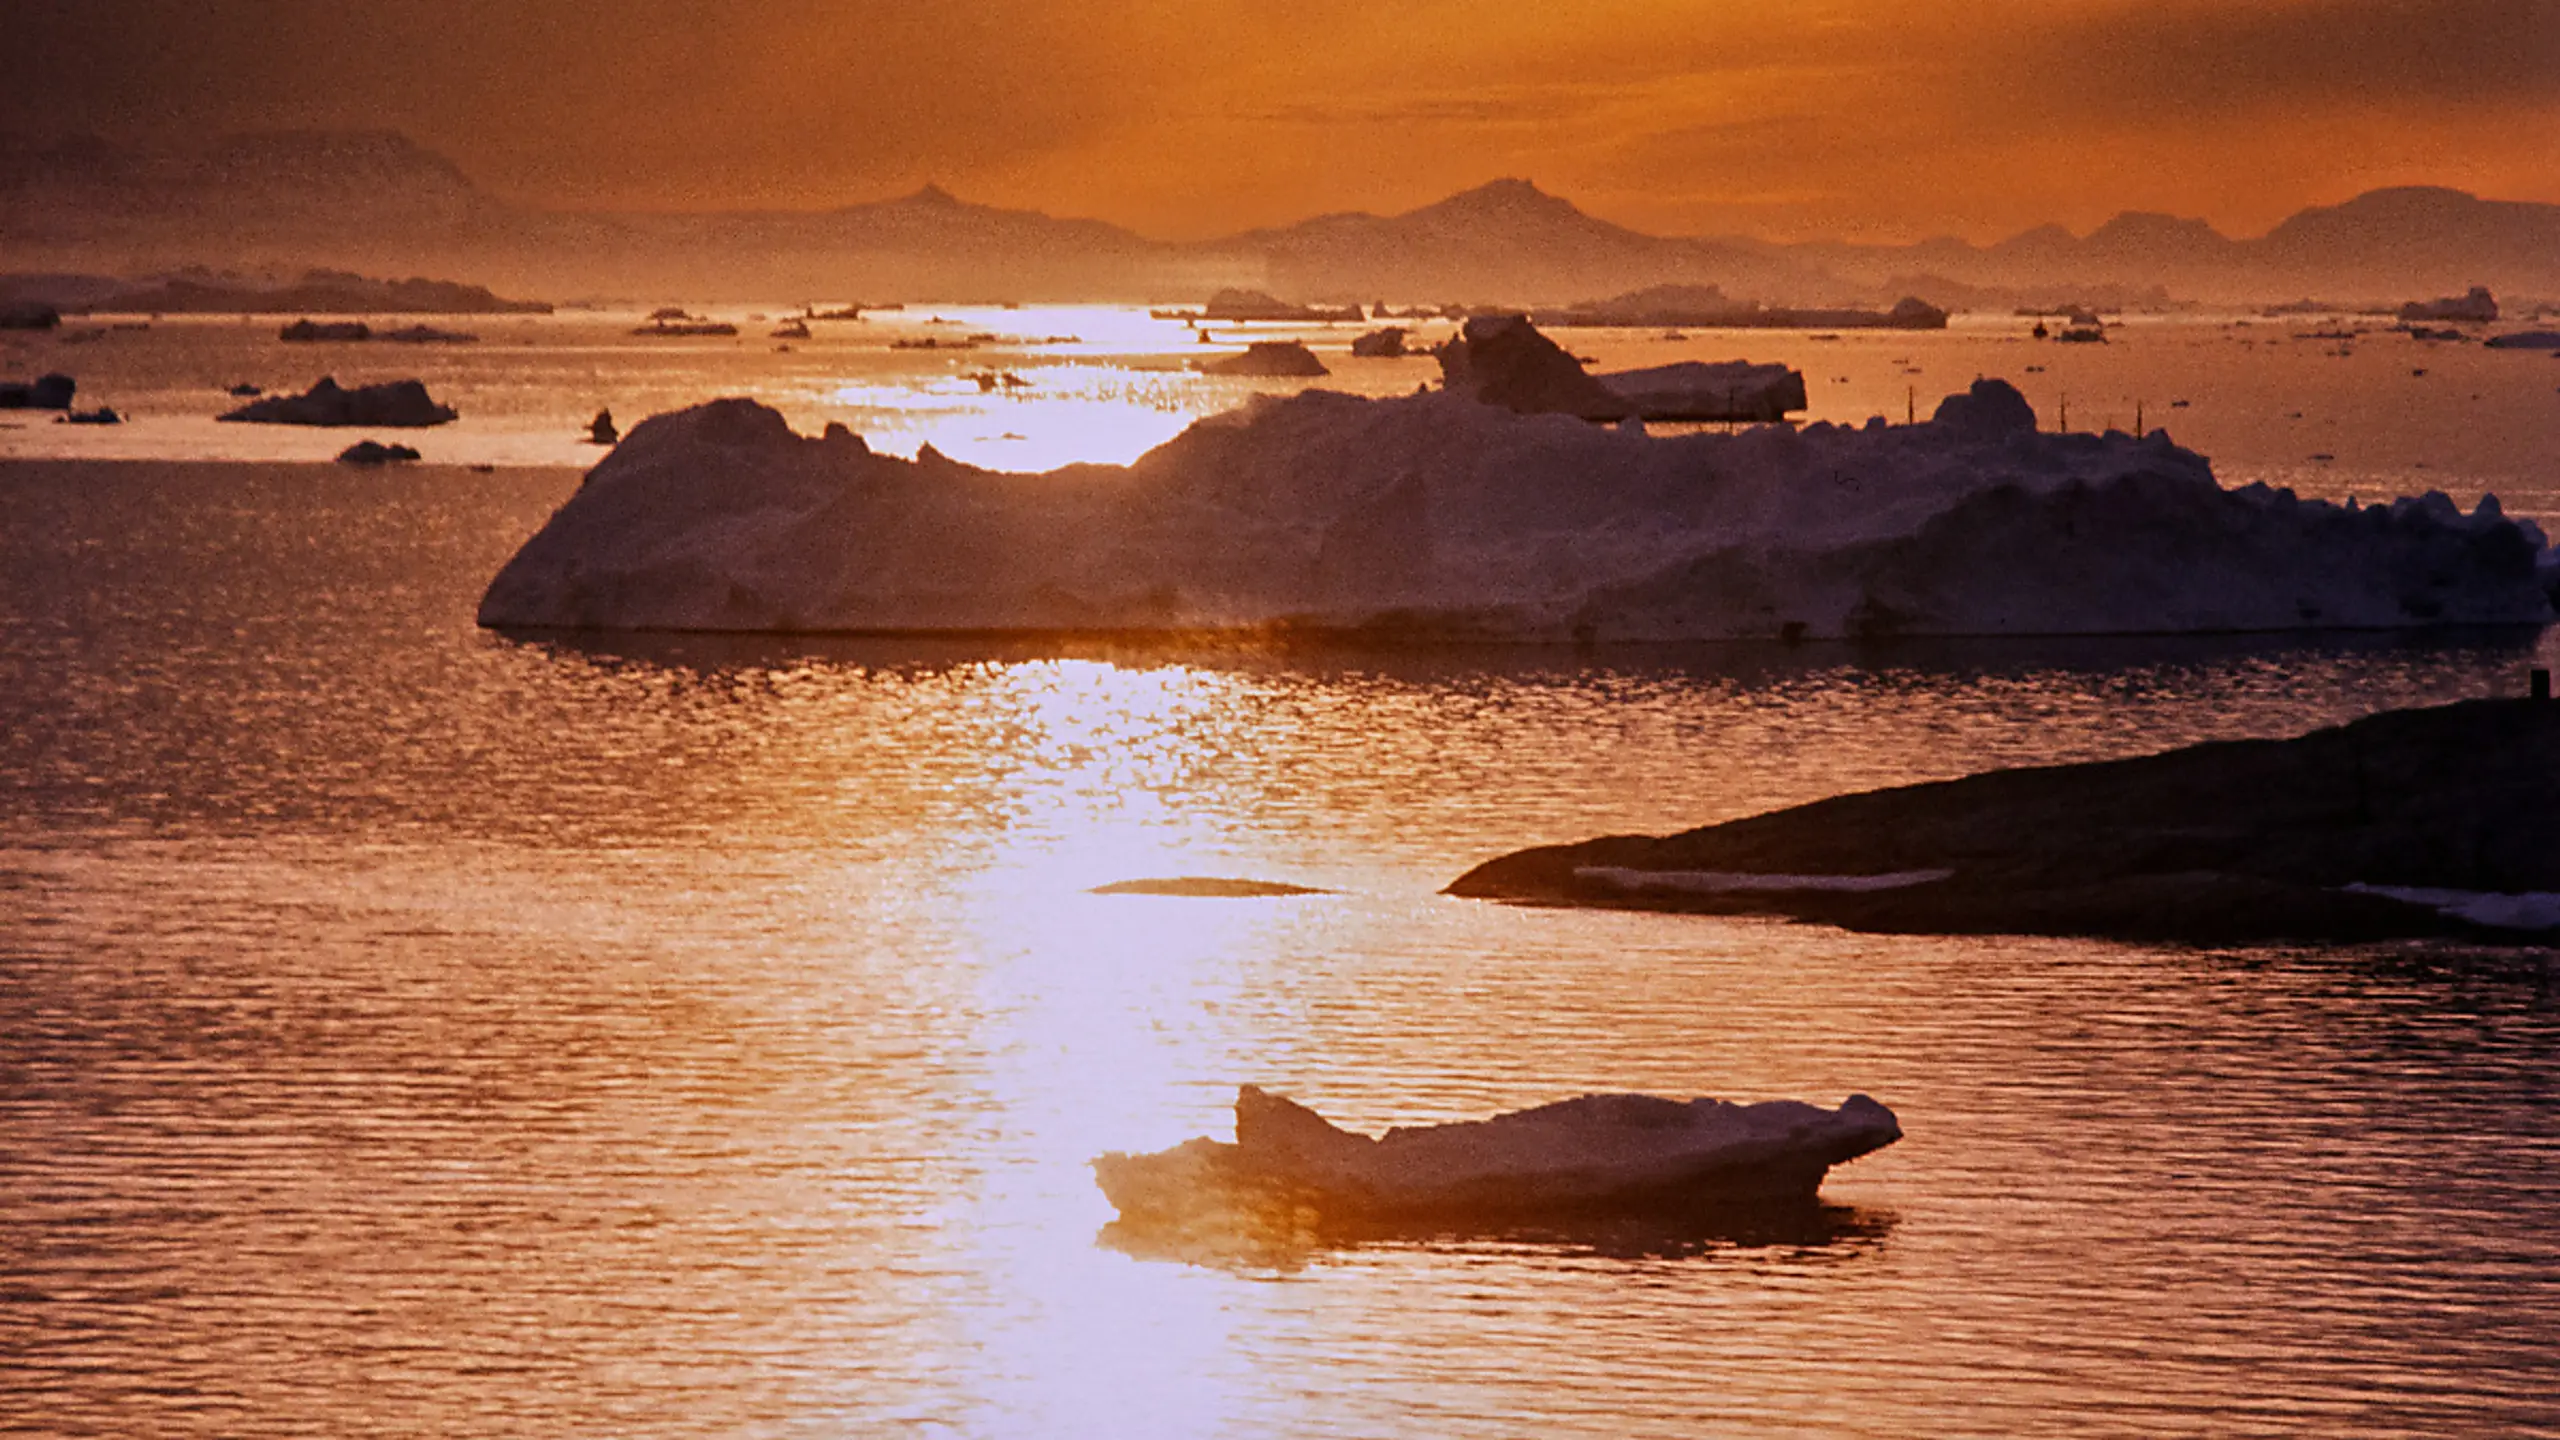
[
  {"left": 2342, "top": 885, "right": 2560, "bottom": 934},
  {"left": 337, "top": 440, "right": 421, "bottom": 465},
  {"left": 1193, "top": 340, "right": 1329, "bottom": 377},
  {"left": 1089, "top": 877, "right": 1329, "bottom": 898},
  {"left": 1575, "top": 866, "right": 1953, "bottom": 895},
  {"left": 378, "top": 324, "right": 478, "bottom": 344},
  {"left": 1094, "top": 1086, "right": 1901, "bottom": 1227},
  {"left": 279, "top": 318, "right": 372, "bottom": 343}
]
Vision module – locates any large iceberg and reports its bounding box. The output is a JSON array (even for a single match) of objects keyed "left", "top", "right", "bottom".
[
  {"left": 1093, "top": 1086, "right": 1902, "bottom": 1223},
  {"left": 478, "top": 381, "right": 2554, "bottom": 638}
]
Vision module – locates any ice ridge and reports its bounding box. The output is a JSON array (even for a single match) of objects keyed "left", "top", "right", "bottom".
[{"left": 478, "top": 384, "right": 2553, "bottom": 639}]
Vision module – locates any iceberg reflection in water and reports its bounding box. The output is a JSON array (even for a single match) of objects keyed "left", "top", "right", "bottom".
[{"left": 1100, "top": 1196, "right": 1898, "bottom": 1273}]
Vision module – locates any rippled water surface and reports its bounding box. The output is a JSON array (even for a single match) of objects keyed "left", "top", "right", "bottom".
[{"left": 4, "top": 464, "right": 2557, "bottom": 1437}]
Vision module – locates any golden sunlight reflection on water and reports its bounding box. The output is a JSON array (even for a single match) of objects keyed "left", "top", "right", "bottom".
[
  {"left": 3, "top": 464, "right": 2558, "bottom": 1436},
  {"left": 828, "top": 368, "right": 1212, "bottom": 470}
]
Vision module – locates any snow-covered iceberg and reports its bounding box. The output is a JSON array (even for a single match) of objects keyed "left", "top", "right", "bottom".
[
  {"left": 477, "top": 382, "right": 2554, "bottom": 638},
  {"left": 1093, "top": 1086, "right": 1901, "bottom": 1223}
]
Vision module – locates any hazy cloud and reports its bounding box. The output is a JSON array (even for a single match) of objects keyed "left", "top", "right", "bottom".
[
  {"left": 2, "top": 0, "right": 2552, "bottom": 237},
  {"left": 2005, "top": 0, "right": 2560, "bottom": 119}
]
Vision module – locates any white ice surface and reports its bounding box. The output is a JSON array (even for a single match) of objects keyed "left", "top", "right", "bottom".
[
  {"left": 2343, "top": 884, "right": 2560, "bottom": 932},
  {"left": 479, "top": 387, "right": 2555, "bottom": 639},
  {"left": 1093, "top": 1087, "right": 1903, "bottom": 1218}
]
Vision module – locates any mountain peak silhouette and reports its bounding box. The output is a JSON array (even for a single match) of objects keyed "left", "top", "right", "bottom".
[{"left": 1412, "top": 177, "right": 1582, "bottom": 220}]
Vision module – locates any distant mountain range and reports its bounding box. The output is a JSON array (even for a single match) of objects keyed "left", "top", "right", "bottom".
[{"left": 4, "top": 130, "right": 2555, "bottom": 308}]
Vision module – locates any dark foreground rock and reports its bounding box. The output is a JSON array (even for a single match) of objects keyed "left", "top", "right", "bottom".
[
  {"left": 1448, "top": 698, "right": 2560, "bottom": 944},
  {"left": 218, "top": 376, "right": 457, "bottom": 427}
]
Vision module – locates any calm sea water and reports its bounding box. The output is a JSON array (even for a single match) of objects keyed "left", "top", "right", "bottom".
[
  {"left": 4, "top": 306, "right": 2557, "bottom": 522},
  {"left": 3, "top": 457, "right": 2556, "bottom": 1438}
]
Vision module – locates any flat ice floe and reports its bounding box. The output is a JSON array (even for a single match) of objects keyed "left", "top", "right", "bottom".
[
  {"left": 2342, "top": 885, "right": 2560, "bottom": 932},
  {"left": 478, "top": 377, "right": 2554, "bottom": 638},
  {"left": 1092, "top": 1086, "right": 1902, "bottom": 1223},
  {"left": 1089, "top": 876, "right": 1330, "bottom": 897},
  {"left": 1577, "top": 866, "right": 1956, "bottom": 894}
]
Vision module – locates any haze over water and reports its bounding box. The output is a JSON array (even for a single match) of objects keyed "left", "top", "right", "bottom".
[
  {"left": 5, "top": 306, "right": 2557, "bottom": 526},
  {"left": 4, "top": 447, "right": 2557, "bottom": 1435}
]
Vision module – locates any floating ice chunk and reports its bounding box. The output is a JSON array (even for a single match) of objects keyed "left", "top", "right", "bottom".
[
  {"left": 1194, "top": 340, "right": 1328, "bottom": 377},
  {"left": 220, "top": 376, "right": 457, "bottom": 427},
  {"left": 1090, "top": 877, "right": 1330, "bottom": 898},
  {"left": 2342, "top": 885, "right": 2560, "bottom": 932},
  {"left": 1929, "top": 378, "right": 2036, "bottom": 439},
  {"left": 1598, "top": 359, "right": 1807, "bottom": 422},
  {"left": 2399, "top": 286, "right": 2497, "bottom": 324},
  {"left": 1093, "top": 1086, "right": 1902, "bottom": 1223}
]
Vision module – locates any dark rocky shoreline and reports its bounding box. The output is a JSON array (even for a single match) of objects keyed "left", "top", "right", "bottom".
[{"left": 1447, "top": 696, "right": 2560, "bottom": 944}]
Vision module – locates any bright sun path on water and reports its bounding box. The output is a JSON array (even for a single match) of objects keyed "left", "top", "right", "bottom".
[
  {"left": 914, "top": 658, "right": 1328, "bottom": 1432},
  {"left": 828, "top": 305, "right": 1375, "bottom": 471}
]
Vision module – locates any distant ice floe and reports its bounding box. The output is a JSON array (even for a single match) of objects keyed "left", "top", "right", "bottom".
[
  {"left": 478, "top": 376, "right": 2556, "bottom": 639},
  {"left": 1090, "top": 877, "right": 1329, "bottom": 898},
  {"left": 2343, "top": 884, "right": 2560, "bottom": 932}
]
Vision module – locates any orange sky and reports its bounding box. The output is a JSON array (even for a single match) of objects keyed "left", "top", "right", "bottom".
[{"left": 7, "top": 0, "right": 2556, "bottom": 242}]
